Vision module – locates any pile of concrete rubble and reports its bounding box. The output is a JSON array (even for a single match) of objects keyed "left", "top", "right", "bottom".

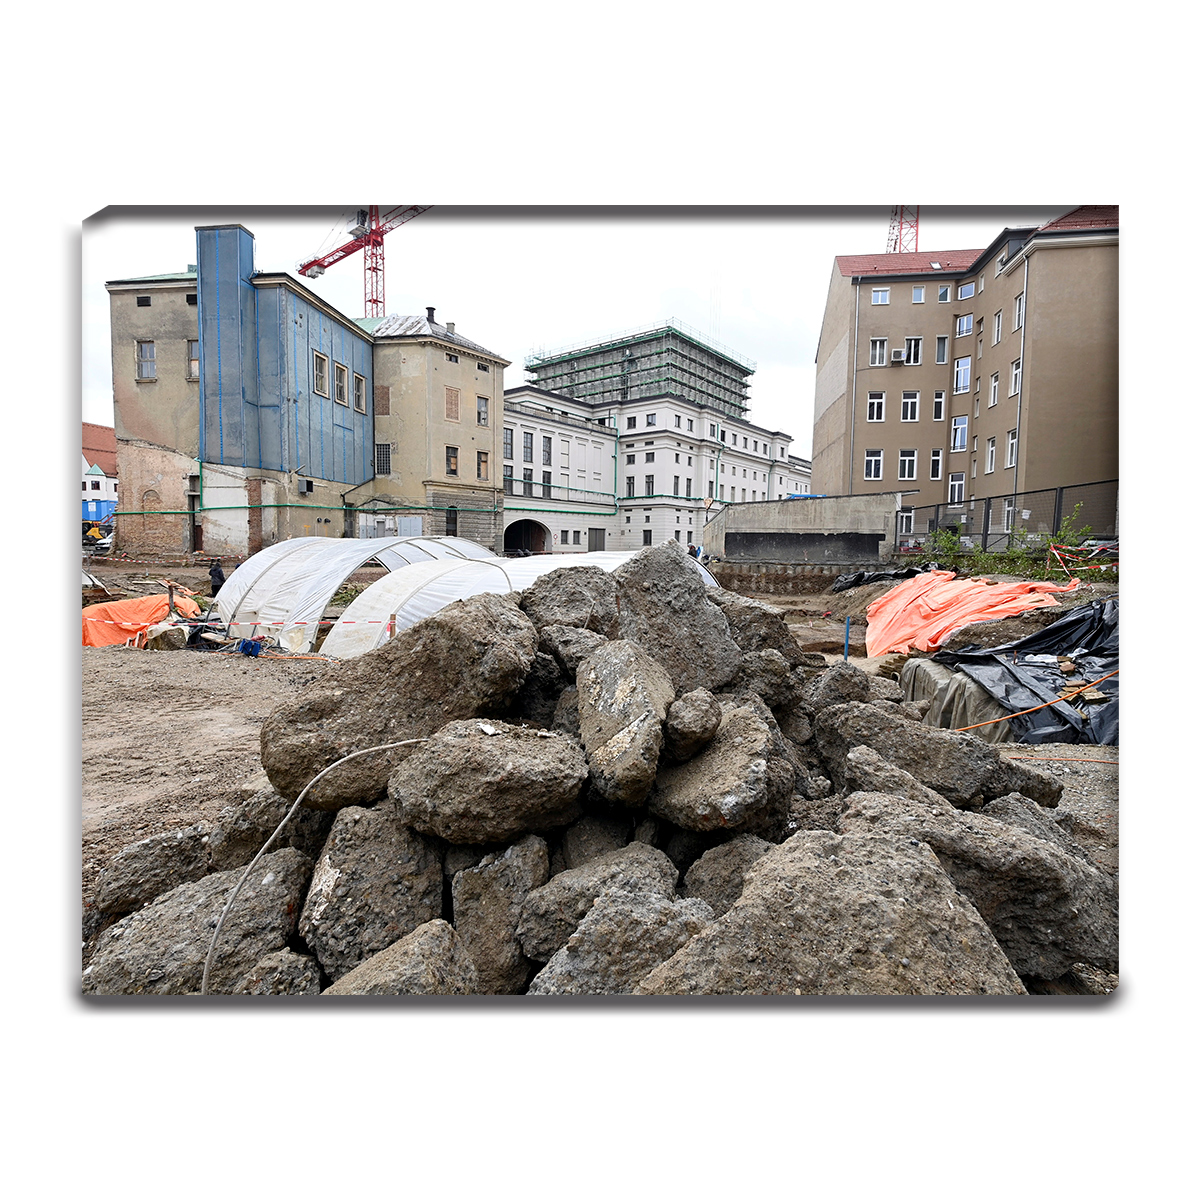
[{"left": 82, "top": 541, "right": 1117, "bottom": 996}]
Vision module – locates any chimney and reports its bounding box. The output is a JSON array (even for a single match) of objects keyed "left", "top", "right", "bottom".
[
  {"left": 446, "top": 322, "right": 455, "bottom": 335},
  {"left": 426, "top": 306, "right": 436, "bottom": 324}
]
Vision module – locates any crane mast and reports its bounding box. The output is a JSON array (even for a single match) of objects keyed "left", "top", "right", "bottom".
[{"left": 886, "top": 206, "right": 919, "bottom": 253}]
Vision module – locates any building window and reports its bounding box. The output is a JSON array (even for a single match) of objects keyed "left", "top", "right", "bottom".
[
  {"left": 932, "top": 391, "right": 945, "bottom": 421},
  {"left": 938, "top": 285, "right": 950, "bottom": 302},
  {"left": 897, "top": 510, "right": 914, "bottom": 536},
  {"left": 867, "top": 392, "right": 885, "bottom": 422},
  {"left": 642, "top": 529, "right": 653, "bottom": 546},
  {"left": 186, "top": 293, "right": 197, "bottom": 305},
  {"left": 674, "top": 414, "right": 682, "bottom": 428},
  {"left": 1014, "top": 292, "right": 1025, "bottom": 329},
  {"left": 644, "top": 451, "right": 655, "bottom": 463},
  {"left": 935, "top": 335, "right": 948, "bottom": 365},
  {"left": 81, "top": 481, "right": 87, "bottom": 492},
  {"left": 1006, "top": 428, "right": 1018, "bottom": 468},
  {"left": 626, "top": 454, "right": 636, "bottom": 465},
  {"left": 989, "top": 373, "right": 1000, "bottom": 407},
  {"left": 951, "top": 416, "right": 968, "bottom": 452},
  {"left": 869, "top": 338, "right": 887, "bottom": 366},
  {"left": 871, "top": 287, "right": 890, "bottom": 305},
  {"left": 561, "top": 529, "right": 570, "bottom": 544},
  {"left": 985, "top": 437, "right": 996, "bottom": 474},
  {"left": 334, "top": 363, "right": 349, "bottom": 406},
  {"left": 627, "top": 416, "right": 638, "bottom": 430},
  {"left": 522, "top": 432, "right": 533, "bottom": 462},
  {"left": 503, "top": 428, "right": 513, "bottom": 459},
  {"left": 445, "top": 507, "right": 458, "bottom": 536},
  {"left": 477, "top": 396, "right": 489, "bottom": 426},
  {"left": 912, "top": 285, "right": 925, "bottom": 303},
  {"left": 948, "top": 473, "right": 965, "bottom": 504},
  {"left": 955, "top": 314, "right": 973, "bottom": 338},
  {"left": 1003, "top": 497, "right": 1016, "bottom": 532},
  {"left": 898, "top": 449, "right": 916, "bottom": 480},
  {"left": 905, "top": 337, "right": 922, "bottom": 365},
  {"left": 91, "top": 479, "right": 101, "bottom": 491},
  {"left": 645, "top": 413, "right": 657, "bottom": 427},
  {"left": 136, "top": 341, "right": 156, "bottom": 380},
  {"left": 353, "top": 373, "right": 366, "bottom": 412},
  {"left": 522, "top": 468, "right": 534, "bottom": 496},
  {"left": 958, "top": 282, "right": 975, "bottom": 300},
  {"left": 645, "top": 475, "right": 655, "bottom": 494},
  {"left": 187, "top": 340, "right": 199, "bottom": 380},
  {"left": 136, "top": 295, "right": 151, "bottom": 307},
  {"left": 953, "top": 357, "right": 971, "bottom": 394},
  {"left": 446, "top": 352, "right": 459, "bottom": 363},
  {"left": 864, "top": 449, "right": 882, "bottom": 480},
  {"left": 626, "top": 476, "right": 635, "bottom": 497},
  {"left": 477, "top": 362, "right": 489, "bottom": 372},
  {"left": 685, "top": 477, "right": 692, "bottom": 495},
  {"left": 445, "top": 387, "right": 460, "bottom": 421},
  {"left": 719, "top": 484, "right": 725, "bottom": 500},
  {"left": 977, "top": 336, "right": 984, "bottom": 360},
  {"left": 930, "top": 448, "right": 943, "bottom": 480},
  {"left": 572, "top": 530, "right": 581, "bottom": 545},
  {"left": 1010, "top": 358, "right": 1022, "bottom": 395},
  {"left": 993, "top": 311, "right": 1002, "bottom": 344},
  {"left": 709, "top": 424, "right": 717, "bottom": 437},
  {"left": 445, "top": 446, "right": 459, "bottom": 476},
  {"left": 477, "top": 451, "right": 489, "bottom": 481},
  {"left": 673, "top": 476, "right": 680, "bottom": 496},
  {"left": 375, "top": 443, "right": 392, "bottom": 475},
  {"left": 901, "top": 391, "right": 919, "bottom": 421},
  {"left": 503, "top": 465, "right": 513, "bottom": 495},
  {"left": 687, "top": 419, "right": 694, "bottom": 431},
  {"left": 542, "top": 470, "right": 552, "bottom": 498}
]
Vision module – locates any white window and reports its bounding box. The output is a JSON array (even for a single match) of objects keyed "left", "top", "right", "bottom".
[
  {"left": 955, "top": 313, "right": 973, "bottom": 338},
  {"left": 898, "top": 449, "right": 916, "bottom": 480},
  {"left": 978, "top": 336, "right": 984, "bottom": 360},
  {"left": 958, "top": 281, "right": 976, "bottom": 300},
  {"left": 912, "top": 285, "right": 925, "bottom": 303},
  {"left": 1003, "top": 497, "right": 1016, "bottom": 532},
  {"left": 897, "top": 510, "right": 914, "bottom": 535},
  {"left": 1006, "top": 428, "right": 1018, "bottom": 468},
  {"left": 312, "top": 351, "right": 328, "bottom": 396},
  {"left": 869, "top": 338, "right": 888, "bottom": 366},
  {"left": 954, "top": 357, "right": 971, "bottom": 393},
  {"left": 864, "top": 449, "right": 882, "bottom": 480},
  {"left": 1010, "top": 358, "right": 1022, "bottom": 395},
  {"left": 993, "top": 311, "right": 1002, "bottom": 344},
  {"left": 990, "top": 372, "right": 1000, "bottom": 406},
  {"left": 935, "top": 335, "right": 948, "bottom": 364},
  {"left": 477, "top": 396, "right": 489, "bottom": 426},
  {"left": 948, "top": 473, "right": 965, "bottom": 504},
  {"left": 932, "top": 391, "right": 945, "bottom": 421},
  {"left": 930, "top": 448, "right": 943, "bottom": 480},
  {"left": 334, "top": 362, "right": 348, "bottom": 406},
  {"left": 645, "top": 413, "right": 657, "bottom": 426},
  {"left": 905, "top": 336, "right": 922, "bottom": 365},
  {"left": 985, "top": 437, "right": 996, "bottom": 473},
  {"left": 938, "top": 285, "right": 951, "bottom": 302},
  {"left": 187, "top": 340, "right": 199, "bottom": 381},
  {"left": 901, "top": 391, "right": 919, "bottom": 421},
  {"left": 872, "top": 287, "right": 890, "bottom": 305},
  {"left": 867, "top": 392, "right": 885, "bottom": 422},
  {"left": 1014, "top": 292, "right": 1025, "bottom": 329},
  {"left": 354, "top": 373, "right": 366, "bottom": 413},
  {"left": 951, "top": 415, "right": 968, "bottom": 452}
]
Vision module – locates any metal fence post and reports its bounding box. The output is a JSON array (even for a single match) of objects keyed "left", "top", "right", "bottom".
[
  {"left": 982, "top": 498, "right": 992, "bottom": 551},
  {"left": 1052, "top": 487, "right": 1064, "bottom": 536}
]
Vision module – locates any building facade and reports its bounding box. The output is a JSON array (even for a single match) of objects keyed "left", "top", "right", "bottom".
[
  {"left": 811, "top": 206, "right": 1117, "bottom": 543},
  {"left": 82, "top": 423, "right": 119, "bottom": 524}
]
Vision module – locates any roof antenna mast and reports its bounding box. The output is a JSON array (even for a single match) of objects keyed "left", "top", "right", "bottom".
[{"left": 886, "top": 206, "right": 920, "bottom": 254}]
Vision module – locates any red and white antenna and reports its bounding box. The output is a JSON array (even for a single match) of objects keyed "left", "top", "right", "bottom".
[{"left": 886, "top": 206, "right": 919, "bottom": 253}]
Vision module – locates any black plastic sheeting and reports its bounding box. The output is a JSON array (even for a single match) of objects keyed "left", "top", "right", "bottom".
[
  {"left": 932, "top": 598, "right": 1118, "bottom": 745},
  {"left": 831, "top": 563, "right": 948, "bottom": 593}
]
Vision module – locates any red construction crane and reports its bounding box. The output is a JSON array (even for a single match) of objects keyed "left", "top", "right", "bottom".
[
  {"left": 886, "top": 205, "right": 919, "bottom": 253},
  {"left": 297, "top": 205, "right": 432, "bottom": 318}
]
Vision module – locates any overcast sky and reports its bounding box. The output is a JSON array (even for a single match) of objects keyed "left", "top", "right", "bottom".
[{"left": 83, "top": 205, "right": 1063, "bottom": 459}]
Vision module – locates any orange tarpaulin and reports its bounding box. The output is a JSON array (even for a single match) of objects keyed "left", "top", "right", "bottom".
[
  {"left": 82, "top": 594, "right": 202, "bottom": 648},
  {"left": 864, "top": 570, "right": 1081, "bottom": 657}
]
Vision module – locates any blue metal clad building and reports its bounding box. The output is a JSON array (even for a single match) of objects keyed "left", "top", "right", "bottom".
[{"left": 196, "top": 225, "right": 373, "bottom": 484}]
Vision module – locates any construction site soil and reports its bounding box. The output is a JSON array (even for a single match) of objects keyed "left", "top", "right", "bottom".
[{"left": 81, "top": 556, "right": 1119, "bottom": 985}]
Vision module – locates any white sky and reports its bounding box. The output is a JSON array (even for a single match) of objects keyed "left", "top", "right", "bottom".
[{"left": 83, "top": 206, "right": 1063, "bottom": 458}]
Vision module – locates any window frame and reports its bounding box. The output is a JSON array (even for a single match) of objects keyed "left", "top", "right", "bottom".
[
  {"left": 950, "top": 415, "right": 968, "bottom": 452},
  {"left": 503, "top": 428, "right": 513, "bottom": 460},
  {"left": 375, "top": 442, "right": 392, "bottom": 475},
  {"left": 477, "top": 450, "right": 489, "bottom": 481},
  {"left": 912, "top": 285, "right": 925, "bottom": 304},
  {"left": 871, "top": 287, "right": 890, "bottom": 305},
  {"left": 136, "top": 340, "right": 157, "bottom": 381},
  {"left": 948, "top": 473, "right": 966, "bottom": 504},
  {"left": 930, "top": 448, "right": 943, "bottom": 481},
  {"left": 898, "top": 449, "right": 917, "bottom": 481},
  {"left": 993, "top": 311, "right": 1002, "bottom": 345},
  {"left": 445, "top": 445, "right": 459, "bottom": 477},
  {"left": 957, "top": 281, "right": 976, "bottom": 301},
  {"left": 1010, "top": 358, "right": 1022, "bottom": 396},
  {"left": 867, "top": 391, "right": 885, "bottom": 422},
  {"left": 932, "top": 391, "right": 945, "bottom": 421},
  {"left": 900, "top": 391, "right": 919, "bottom": 422},
  {"left": 955, "top": 313, "right": 973, "bottom": 338},
  {"left": 1014, "top": 292, "right": 1025, "bottom": 329},
  {"left": 985, "top": 437, "right": 996, "bottom": 474},
  {"left": 989, "top": 372, "right": 1000, "bottom": 407},
  {"left": 938, "top": 285, "right": 951, "bottom": 303},
  {"left": 904, "top": 336, "right": 922, "bottom": 365},
  {"left": 863, "top": 449, "right": 883, "bottom": 481},
  {"left": 522, "top": 431, "right": 533, "bottom": 463},
  {"left": 333, "top": 362, "right": 349, "bottom": 406},
  {"left": 1006, "top": 428, "right": 1018, "bottom": 469},
  {"left": 869, "top": 337, "right": 888, "bottom": 367},
  {"left": 476, "top": 395, "right": 489, "bottom": 426},
  {"left": 953, "top": 357, "right": 971, "bottom": 394},
  {"left": 353, "top": 372, "right": 366, "bottom": 413},
  {"left": 186, "top": 339, "right": 200, "bottom": 381},
  {"left": 935, "top": 335, "right": 948, "bottom": 365}
]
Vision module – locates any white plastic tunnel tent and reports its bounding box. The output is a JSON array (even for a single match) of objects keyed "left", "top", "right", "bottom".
[
  {"left": 214, "top": 536, "right": 497, "bottom": 652},
  {"left": 321, "top": 550, "right": 718, "bottom": 659}
]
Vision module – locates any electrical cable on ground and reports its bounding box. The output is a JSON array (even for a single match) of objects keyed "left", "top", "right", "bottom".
[
  {"left": 199, "top": 737, "right": 429, "bottom": 996},
  {"left": 953, "top": 668, "right": 1120, "bottom": 734}
]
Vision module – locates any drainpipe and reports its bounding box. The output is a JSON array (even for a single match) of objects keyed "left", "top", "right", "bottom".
[
  {"left": 849, "top": 280, "right": 861, "bottom": 496},
  {"left": 1012, "top": 256, "right": 1029, "bottom": 535}
]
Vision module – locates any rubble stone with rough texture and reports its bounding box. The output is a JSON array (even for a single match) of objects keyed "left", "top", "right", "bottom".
[
  {"left": 322, "top": 920, "right": 479, "bottom": 995},
  {"left": 520, "top": 566, "right": 620, "bottom": 637},
  {"left": 682, "top": 834, "right": 773, "bottom": 918},
  {"left": 232, "top": 949, "right": 323, "bottom": 995},
  {"left": 635, "top": 832, "right": 1027, "bottom": 995},
  {"left": 708, "top": 590, "right": 804, "bottom": 667},
  {"left": 299, "top": 803, "right": 443, "bottom": 982},
  {"left": 726, "top": 649, "right": 801, "bottom": 710},
  {"left": 93, "top": 823, "right": 212, "bottom": 913},
  {"left": 207, "top": 787, "right": 335, "bottom": 873},
  {"left": 663, "top": 688, "right": 723, "bottom": 762},
  {"left": 390, "top": 720, "right": 588, "bottom": 844},
  {"left": 803, "top": 660, "right": 873, "bottom": 710},
  {"left": 512, "top": 652, "right": 568, "bottom": 729},
  {"left": 538, "top": 625, "right": 608, "bottom": 679},
  {"left": 260, "top": 593, "right": 538, "bottom": 809},
  {"left": 559, "top": 814, "right": 635, "bottom": 870}
]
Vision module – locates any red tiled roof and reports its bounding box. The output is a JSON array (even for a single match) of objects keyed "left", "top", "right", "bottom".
[
  {"left": 1038, "top": 205, "right": 1118, "bottom": 232},
  {"left": 83, "top": 423, "right": 117, "bottom": 476},
  {"left": 836, "top": 249, "right": 984, "bottom": 277}
]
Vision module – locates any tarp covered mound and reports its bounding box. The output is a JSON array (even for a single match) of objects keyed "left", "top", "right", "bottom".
[
  {"left": 864, "top": 569, "right": 1080, "bottom": 657},
  {"left": 831, "top": 563, "right": 947, "bottom": 593},
  {"left": 82, "top": 594, "right": 201, "bottom": 648},
  {"left": 931, "top": 597, "right": 1118, "bottom": 745}
]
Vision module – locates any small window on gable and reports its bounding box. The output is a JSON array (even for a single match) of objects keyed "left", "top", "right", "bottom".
[
  {"left": 912, "top": 285, "right": 925, "bottom": 303},
  {"left": 186, "top": 294, "right": 197, "bottom": 305},
  {"left": 354, "top": 373, "right": 366, "bottom": 413},
  {"left": 477, "top": 362, "right": 489, "bottom": 372},
  {"left": 446, "top": 353, "right": 459, "bottom": 363},
  {"left": 938, "top": 285, "right": 950, "bottom": 302},
  {"left": 333, "top": 362, "right": 349, "bottom": 406},
  {"left": 136, "top": 296, "right": 151, "bottom": 307}
]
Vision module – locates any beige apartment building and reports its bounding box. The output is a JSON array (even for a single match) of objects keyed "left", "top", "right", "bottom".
[{"left": 811, "top": 206, "right": 1117, "bottom": 543}]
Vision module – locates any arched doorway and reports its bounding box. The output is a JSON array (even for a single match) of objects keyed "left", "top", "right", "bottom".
[{"left": 504, "top": 519, "right": 549, "bottom": 554}]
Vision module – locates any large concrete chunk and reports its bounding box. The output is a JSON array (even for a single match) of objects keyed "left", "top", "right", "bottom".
[
  {"left": 682, "top": 834, "right": 773, "bottom": 918},
  {"left": 517, "top": 842, "right": 679, "bottom": 962},
  {"left": 708, "top": 589, "right": 804, "bottom": 667},
  {"left": 207, "top": 786, "right": 335, "bottom": 872},
  {"left": 663, "top": 688, "right": 723, "bottom": 763},
  {"left": 299, "top": 803, "right": 443, "bottom": 982},
  {"left": 538, "top": 625, "right": 608, "bottom": 679},
  {"left": 520, "top": 566, "right": 620, "bottom": 637},
  {"left": 82, "top": 849, "right": 313, "bottom": 996},
  {"left": 260, "top": 593, "right": 538, "bottom": 810},
  {"left": 93, "top": 823, "right": 212, "bottom": 914},
  {"left": 390, "top": 720, "right": 588, "bottom": 844},
  {"left": 558, "top": 814, "right": 635, "bottom": 871},
  {"left": 323, "top": 921, "right": 479, "bottom": 996},
  {"left": 527, "top": 885, "right": 713, "bottom": 995},
  {"left": 451, "top": 835, "right": 550, "bottom": 994},
  {"left": 612, "top": 541, "right": 743, "bottom": 693},
  {"left": 576, "top": 640, "right": 676, "bottom": 807},
  {"left": 232, "top": 949, "right": 323, "bottom": 995},
  {"left": 634, "top": 832, "right": 1026, "bottom": 996}
]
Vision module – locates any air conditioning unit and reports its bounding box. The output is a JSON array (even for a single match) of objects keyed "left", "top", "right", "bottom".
[{"left": 891, "top": 349, "right": 906, "bottom": 363}]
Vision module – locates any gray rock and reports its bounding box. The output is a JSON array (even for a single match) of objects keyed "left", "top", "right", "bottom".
[
  {"left": 147, "top": 625, "right": 189, "bottom": 651},
  {"left": 322, "top": 920, "right": 479, "bottom": 995},
  {"left": 814, "top": 702, "right": 1063, "bottom": 810},
  {"left": 663, "top": 828, "right": 719, "bottom": 874},
  {"left": 93, "top": 823, "right": 212, "bottom": 914},
  {"left": 559, "top": 814, "right": 635, "bottom": 870},
  {"left": 663, "top": 688, "right": 723, "bottom": 762},
  {"left": 707, "top": 589, "right": 804, "bottom": 666},
  {"left": 517, "top": 842, "right": 679, "bottom": 962},
  {"left": 776, "top": 706, "right": 813, "bottom": 745},
  {"left": 837, "top": 788, "right": 1118, "bottom": 979},
  {"left": 538, "top": 625, "right": 608, "bottom": 679},
  {"left": 632, "top": 818, "right": 662, "bottom": 847},
  {"left": 650, "top": 698, "right": 794, "bottom": 839},
  {"left": 299, "top": 804, "right": 443, "bottom": 982},
  {"left": 726, "top": 649, "right": 800, "bottom": 709},
  {"left": 520, "top": 566, "right": 620, "bottom": 637},
  {"left": 785, "top": 793, "right": 847, "bottom": 835},
  {"left": 207, "top": 787, "right": 334, "bottom": 873},
  {"left": 513, "top": 652, "right": 567, "bottom": 729},
  {"left": 868, "top": 675, "right": 904, "bottom": 703},
  {"left": 444, "top": 845, "right": 491, "bottom": 878},
  {"left": 803, "top": 660, "right": 872, "bottom": 710},
  {"left": 981, "top": 793, "right": 1093, "bottom": 862},
  {"left": 82, "top": 849, "right": 313, "bottom": 995},
  {"left": 527, "top": 885, "right": 713, "bottom": 995},
  {"left": 682, "top": 835, "right": 773, "bottom": 918},
  {"left": 451, "top": 836, "right": 550, "bottom": 994},
  {"left": 634, "top": 832, "right": 1027, "bottom": 996},
  {"left": 576, "top": 640, "right": 675, "bottom": 807},
  {"left": 260, "top": 593, "right": 538, "bottom": 810},
  {"left": 612, "top": 541, "right": 743, "bottom": 693},
  {"left": 551, "top": 686, "right": 581, "bottom": 739},
  {"left": 232, "top": 949, "right": 322, "bottom": 995},
  {"left": 390, "top": 720, "right": 588, "bottom": 844}
]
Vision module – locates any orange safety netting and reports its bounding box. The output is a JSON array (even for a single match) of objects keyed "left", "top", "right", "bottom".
[
  {"left": 864, "top": 569, "right": 1081, "bottom": 657},
  {"left": 82, "top": 594, "right": 202, "bottom": 648}
]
